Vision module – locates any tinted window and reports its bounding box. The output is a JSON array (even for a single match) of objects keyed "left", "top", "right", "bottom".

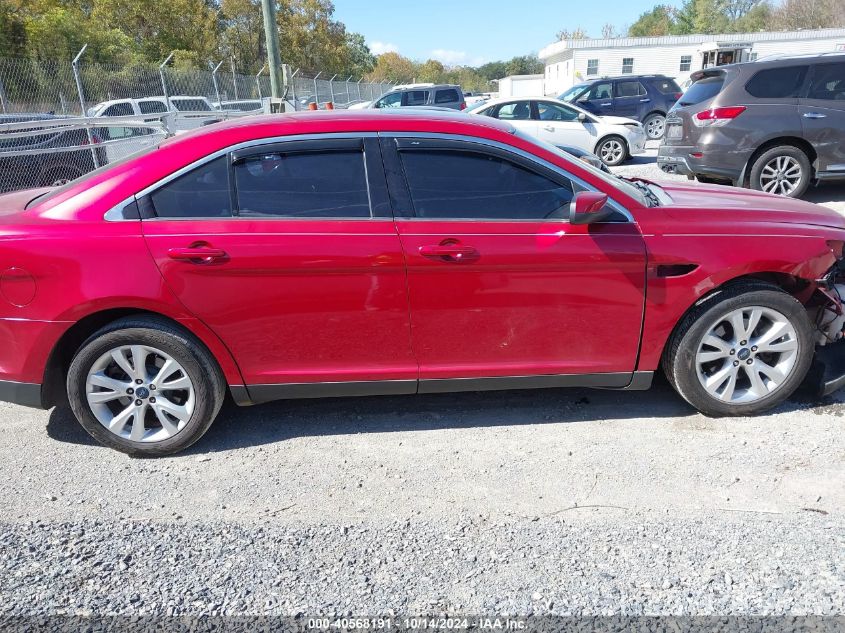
[
  {"left": 494, "top": 101, "right": 532, "bottom": 120},
  {"left": 616, "top": 81, "right": 645, "bottom": 97},
  {"left": 746, "top": 66, "right": 808, "bottom": 99},
  {"left": 807, "top": 62, "right": 845, "bottom": 100},
  {"left": 583, "top": 82, "right": 612, "bottom": 101},
  {"left": 655, "top": 78, "right": 681, "bottom": 94},
  {"left": 434, "top": 88, "right": 460, "bottom": 104},
  {"left": 399, "top": 149, "right": 574, "bottom": 220},
  {"left": 405, "top": 90, "right": 429, "bottom": 106},
  {"left": 536, "top": 101, "right": 580, "bottom": 121},
  {"left": 172, "top": 98, "right": 212, "bottom": 111},
  {"left": 150, "top": 156, "right": 231, "bottom": 218},
  {"left": 678, "top": 75, "right": 725, "bottom": 106},
  {"left": 139, "top": 100, "right": 168, "bottom": 114},
  {"left": 375, "top": 92, "right": 402, "bottom": 108},
  {"left": 234, "top": 150, "right": 370, "bottom": 218},
  {"left": 102, "top": 102, "right": 134, "bottom": 117}
]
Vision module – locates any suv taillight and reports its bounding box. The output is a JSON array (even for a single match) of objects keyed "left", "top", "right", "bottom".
[
  {"left": 460, "top": 101, "right": 466, "bottom": 110},
  {"left": 692, "top": 106, "right": 746, "bottom": 127}
]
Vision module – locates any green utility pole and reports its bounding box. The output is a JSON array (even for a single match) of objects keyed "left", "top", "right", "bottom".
[{"left": 261, "top": 0, "right": 283, "bottom": 98}]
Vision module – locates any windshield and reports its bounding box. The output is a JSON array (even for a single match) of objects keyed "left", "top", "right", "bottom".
[
  {"left": 559, "top": 84, "right": 587, "bottom": 102},
  {"left": 511, "top": 128, "right": 649, "bottom": 207}
]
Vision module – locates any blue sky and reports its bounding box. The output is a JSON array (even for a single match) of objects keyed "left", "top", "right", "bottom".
[{"left": 332, "top": 0, "right": 682, "bottom": 66}]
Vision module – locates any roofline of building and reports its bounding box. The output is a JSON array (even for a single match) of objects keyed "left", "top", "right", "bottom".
[{"left": 539, "top": 27, "right": 845, "bottom": 60}]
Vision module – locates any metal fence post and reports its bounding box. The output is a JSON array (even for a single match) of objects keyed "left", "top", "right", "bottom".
[
  {"left": 313, "top": 71, "right": 322, "bottom": 106},
  {"left": 159, "top": 52, "right": 174, "bottom": 111},
  {"left": 210, "top": 60, "right": 224, "bottom": 108},
  {"left": 357, "top": 77, "right": 363, "bottom": 101},
  {"left": 231, "top": 57, "right": 239, "bottom": 100},
  {"left": 256, "top": 64, "right": 267, "bottom": 100},
  {"left": 71, "top": 44, "right": 99, "bottom": 168},
  {"left": 328, "top": 74, "right": 337, "bottom": 105},
  {"left": 290, "top": 68, "right": 299, "bottom": 108}
]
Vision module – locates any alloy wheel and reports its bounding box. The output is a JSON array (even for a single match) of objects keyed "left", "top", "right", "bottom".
[
  {"left": 759, "top": 156, "right": 802, "bottom": 196},
  {"left": 695, "top": 306, "right": 799, "bottom": 404},
  {"left": 645, "top": 115, "right": 665, "bottom": 140},
  {"left": 598, "top": 139, "right": 625, "bottom": 165},
  {"left": 85, "top": 344, "right": 196, "bottom": 442}
]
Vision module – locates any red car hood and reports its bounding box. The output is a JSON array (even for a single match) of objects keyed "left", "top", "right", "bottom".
[{"left": 655, "top": 180, "right": 845, "bottom": 231}]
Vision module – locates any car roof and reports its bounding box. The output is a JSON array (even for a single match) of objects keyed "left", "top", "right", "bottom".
[{"left": 385, "top": 84, "right": 461, "bottom": 92}]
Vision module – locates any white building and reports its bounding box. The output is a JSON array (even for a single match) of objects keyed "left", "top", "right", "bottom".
[
  {"left": 539, "top": 27, "right": 845, "bottom": 96},
  {"left": 496, "top": 74, "right": 545, "bottom": 98}
]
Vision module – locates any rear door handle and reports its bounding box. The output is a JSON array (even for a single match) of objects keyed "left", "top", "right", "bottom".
[
  {"left": 419, "top": 244, "right": 479, "bottom": 262},
  {"left": 803, "top": 112, "right": 826, "bottom": 119},
  {"left": 639, "top": 98, "right": 651, "bottom": 103},
  {"left": 599, "top": 102, "right": 612, "bottom": 106},
  {"left": 542, "top": 125, "right": 555, "bottom": 132},
  {"left": 167, "top": 246, "right": 227, "bottom": 263}
]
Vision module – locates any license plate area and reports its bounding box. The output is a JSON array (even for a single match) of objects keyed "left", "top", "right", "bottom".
[{"left": 666, "top": 123, "right": 683, "bottom": 139}]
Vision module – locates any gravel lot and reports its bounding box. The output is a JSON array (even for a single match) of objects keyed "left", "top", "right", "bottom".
[{"left": 2, "top": 148, "right": 845, "bottom": 619}]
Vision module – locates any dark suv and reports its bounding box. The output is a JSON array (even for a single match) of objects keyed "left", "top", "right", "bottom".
[
  {"left": 559, "top": 75, "right": 682, "bottom": 139},
  {"left": 658, "top": 53, "right": 845, "bottom": 198},
  {"left": 370, "top": 84, "right": 466, "bottom": 110}
]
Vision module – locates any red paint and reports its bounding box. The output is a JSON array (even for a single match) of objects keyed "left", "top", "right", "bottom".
[{"left": 0, "top": 111, "right": 843, "bottom": 398}]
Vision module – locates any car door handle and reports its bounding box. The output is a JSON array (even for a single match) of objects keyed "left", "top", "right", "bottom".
[
  {"left": 803, "top": 112, "right": 826, "bottom": 119},
  {"left": 167, "top": 246, "right": 227, "bottom": 263},
  {"left": 600, "top": 102, "right": 612, "bottom": 106},
  {"left": 639, "top": 98, "right": 651, "bottom": 103},
  {"left": 419, "top": 244, "right": 479, "bottom": 262},
  {"left": 542, "top": 124, "right": 556, "bottom": 132}
]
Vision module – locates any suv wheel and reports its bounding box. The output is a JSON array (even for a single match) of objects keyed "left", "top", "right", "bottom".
[
  {"left": 596, "top": 136, "right": 628, "bottom": 166},
  {"left": 643, "top": 113, "right": 666, "bottom": 140},
  {"left": 749, "top": 146, "right": 811, "bottom": 198},
  {"left": 67, "top": 316, "right": 225, "bottom": 456},
  {"left": 663, "top": 282, "right": 813, "bottom": 417}
]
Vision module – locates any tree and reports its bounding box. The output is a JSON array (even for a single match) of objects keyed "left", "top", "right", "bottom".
[
  {"left": 367, "top": 51, "right": 416, "bottom": 82},
  {"left": 504, "top": 55, "right": 543, "bottom": 75},
  {"left": 0, "top": 0, "right": 27, "bottom": 57},
  {"left": 601, "top": 23, "right": 621, "bottom": 38},
  {"left": 556, "top": 27, "right": 588, "bottom": 41},
  {"left": 417, "top": 59, "right": 444, "bottom": 83},
  {"left": 628, "top": 5, "right": 675, "bottom": 35},
  {"left": 770, "top": 0, "right": 845, "bottom": 29}
]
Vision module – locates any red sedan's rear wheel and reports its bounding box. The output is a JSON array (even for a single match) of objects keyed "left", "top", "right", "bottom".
[
  {"left": 66, "top": 316, "right": 225, "bottom": 456},
  {"left": 663, "top": 281, "right": 814, "bottom": 417}
]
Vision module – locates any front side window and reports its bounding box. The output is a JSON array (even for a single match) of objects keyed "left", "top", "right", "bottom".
[
  {"left": 622, "top": 58, "right": 634, "bottom": 74},
  {"left": 582, "top": 82, "right": 612, "bottom": 101},
  {"left": 615, "top": 81, "right": 646, "bottom": 98},
  {"left": 375, "top": 92, "right": 402, "bottom": 108},
  {"left": 398, "top": 149, "right": 574, "bottom": 220},
  {"left": 172, "top": 99, "right": 212, "bottom": 112},
  {"left": 586, "top": 59, "right": 599, "bottom": 76},
  {"left": 434, "top": 89, "right": 460, "bottom": 104},
  {"left": 536, "top": 101, "right": 580, "bottom": 121},
  {"left": 150, "top": 156, "right": 232, "bottom": 218},
  {"left": 234, "top": 150, "right": 370, "bottom": 218},
  {"left": 139, "top": 100, "right": 168, "bottom": 114},
  {"left": 493, "top": 101, "right": 532, "bottom": 120},
  {"left": 745, "top": 66, "right": 808, "bottom": 99},
  {"left": 680, "top": 56, "right": 692, "bottom": 72},
  {"left": 102, "top": 102, "right": 134, "bottom": 117},
  {"left": 806, "top": 62, "right": 845, "bottom": 100},
  {"left": 404, "top": 90, "right": 428, "bottom": 106}
]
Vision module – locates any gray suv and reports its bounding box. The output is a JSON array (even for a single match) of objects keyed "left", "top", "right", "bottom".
[
  {"left": 370, "top": 84, "right": 466, "bottom": 111},
  {"left": 658, "top": 53, "right": 845, "bottom": 198}
]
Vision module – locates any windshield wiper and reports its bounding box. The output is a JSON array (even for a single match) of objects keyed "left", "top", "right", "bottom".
[{"left": 625, "top": 179, "right": 661, "bottom": 207}]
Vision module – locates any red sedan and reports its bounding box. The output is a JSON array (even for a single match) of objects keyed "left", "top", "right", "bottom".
[{"left": 1, "top": 110, "right": 844, "bottom": 455}]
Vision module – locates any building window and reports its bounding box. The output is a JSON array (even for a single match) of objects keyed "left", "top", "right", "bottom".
[
  {"left": 622, "top": 58, "right": 634, "bottom": 74},
  {"left": 680, "top": 55, "right": 692, "bottom": 72},
  {"left": 586, "top": 59, "right": 599, "bottom": 76},
  {"left": 750, "top": 52, "right": 758, "bottom": 62}
]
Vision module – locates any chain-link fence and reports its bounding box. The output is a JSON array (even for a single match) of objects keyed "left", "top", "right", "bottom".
[{"left": 0, "top": 52, "right": 398, "bottom": 193}]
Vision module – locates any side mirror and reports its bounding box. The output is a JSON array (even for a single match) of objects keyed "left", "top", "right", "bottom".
[
  {"left": 569, "top": 191, "right": 611, "bottom": 224},
  {"left": 577, "top": 112, "right": 587, "bottom": 122}
]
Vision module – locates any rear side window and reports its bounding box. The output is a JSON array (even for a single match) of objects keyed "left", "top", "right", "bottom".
[
  {"left": 234, "top": 150, "right": 370, "bottom": 218},
  {"left": 745, "top": 66, "right": 808, "bottom": 99},
  {"left": 806, "top": 62, "right": 845, "bottom": 100},
  {"left": 493, "top": 101, "right": 532, "bottom": 120},
  {"left": 654, "top": 78, "right": 681, "bottom": 94},
  {"left": 139, "top": 100, "right": 167, "bottom": 114},
  {"left": 102, "top": 102, "right": 134, "bottom": 117},
  {"left": 434, "top": 89, "right": 460, "bottom": 104},
  {"left": 404, "top": 90, "right": 428, "bottom": 106},
  {"left": 678, "top": 75, "right": 725, "bottom": 106},
  {"left": 150, "top": 156, "right": 232, "bottom": 218},
  {"left": 398, "top": 149, "right": 574, "bottom": 220},
  {"left": 615, "top": 81, "right": 646, "bottom": 97},
  {"left": 172, "top": 99, "right": 212, "bottom": 111}
]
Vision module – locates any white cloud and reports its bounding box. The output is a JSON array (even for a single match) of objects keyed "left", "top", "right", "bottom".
[
  {"left": 369, "top": 41, "right": 399, "bottom": 55},
  {"left": 429, "top": 49, "right": 486, "bottom": 67}
]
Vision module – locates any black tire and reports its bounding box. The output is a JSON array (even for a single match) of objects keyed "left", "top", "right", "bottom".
[
  {"left": 642, "top": 113, "right": 666, "bottom": 140},
  {"left": 39, "top": 164, "right": 83, "bottom": 187},
  {"left": 696, "top": 176, "right": 732, "bottom": 186},
  {"left": 595, "top": 135, "right": 629, "bottom": 167},
  {"left": 66, "top": 316, "right": 226, "bottom": 456},
  {"left": 748, "top": 145, "right": 811, "bottom": 199},
  {"left": 662, "top": 281, "right": 814, "bottom": 417}
]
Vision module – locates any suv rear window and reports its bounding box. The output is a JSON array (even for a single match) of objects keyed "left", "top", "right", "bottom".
[
  {"left": 746, "top": 66, "right": 808, "bottom": 99},
  {"left": 678, "top": 76, "right": 724, "bottom": 106},
  {"left": 654, "top": 78, "right": 681, "bottom": 94},
  {"left": 434, "top": 89, "right": 460, "bottom": 104}
]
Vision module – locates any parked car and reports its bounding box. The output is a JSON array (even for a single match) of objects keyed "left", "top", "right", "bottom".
[
  {"left": 215, "top": 100, "right": 262, "bottom": 113},
  {"left": 369, "top": 84, "right": 466, "bottom": 110},
  {"left": 559, "top": 75, "right": 682, "bottom": 140},
  {"left": 557, "top": 145, "right": 611, "bottom": 173},
  {"left": 3, "top": 110, "right": 845, "bottom": 455},
  {"left": 471, "top": 96, "right": 646, "bottom": 166},
  {"left": 0, "top": 114, "right": 107, "bottom": 193},
  {"left": 89, "top": 96, "right": 221, "bottom": 130},
  {"left": 658, "top": 53, "right": 845, "bottom": 198}
]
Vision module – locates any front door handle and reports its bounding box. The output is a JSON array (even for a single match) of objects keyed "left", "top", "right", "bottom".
[
  {"left": 639, "top": 98, "right": 651, "bottom": 103},
  {"left": 599, "top": 102, "right": 612, "bottom": 107},
  {"left": 167, "top": 246, "right": 227, "bottom": 263},
  {"left": 419, "top": 244, "right": 479, "bottom": 262},
  {"left": 542, "top": 124, "right": 555, "bottom": 132},
  {"left": 803, "top": 112, "right": 827, "bottom": 119}
]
